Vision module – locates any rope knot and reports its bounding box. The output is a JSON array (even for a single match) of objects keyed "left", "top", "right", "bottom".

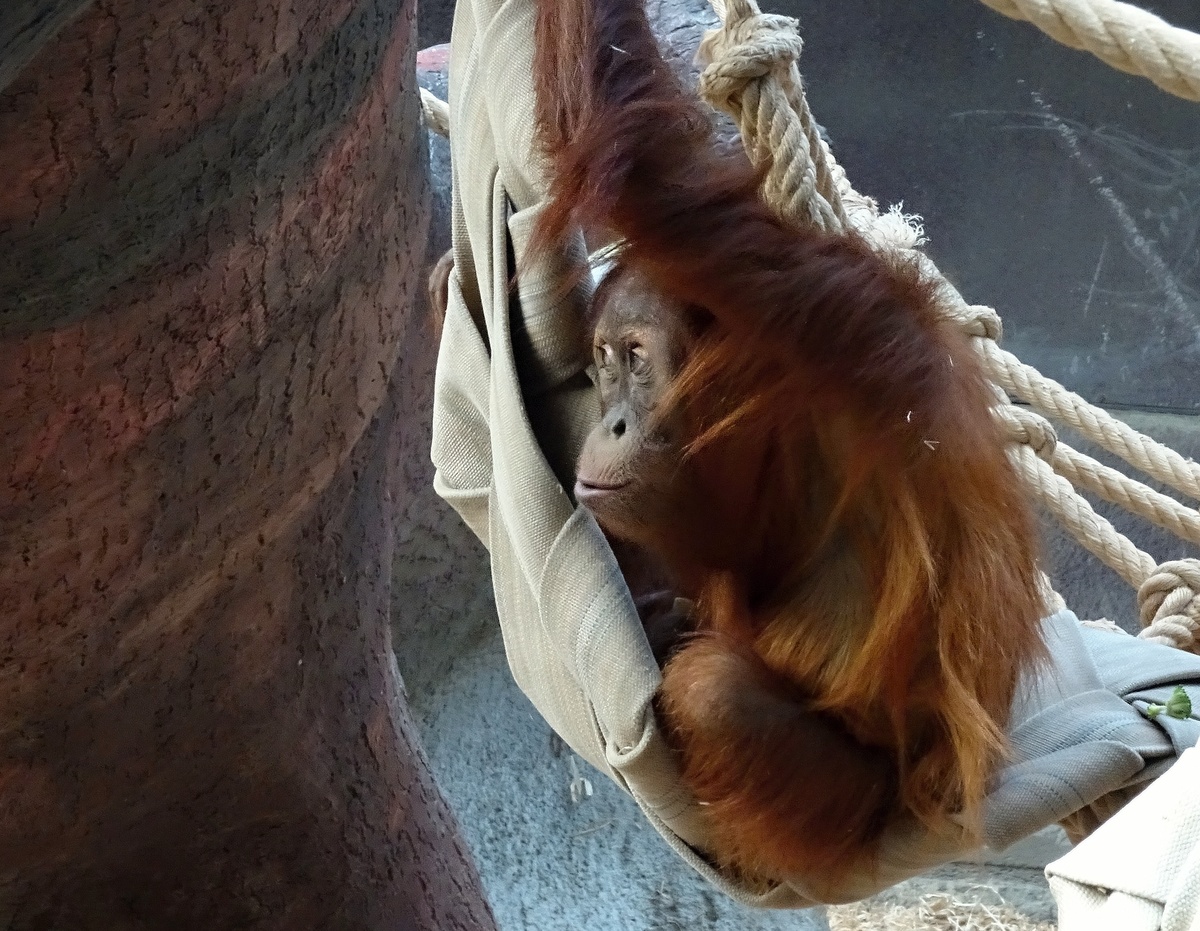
[
  {"left": 697, "top": 11, "right": 803, "bottom": 113},
  {"left": 696, "top": 0, "right": 847, "bottom": 233},
  {"left": 949, "top": 304, "right": 1003, "bottom": 342},
  {"left": 1138, "top": 559, "right": 1200, "bottom": 653},
  {"left": 1000, "top": 406, "right": 1058, "bottom": 460}
]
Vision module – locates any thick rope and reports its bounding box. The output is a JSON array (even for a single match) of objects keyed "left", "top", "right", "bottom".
[
  {"left": 1051, "top": 443, "right": 1200, "bottom": 548},
  {"left": 1140, "top": 561, "right": 1200, "bottom": 650},
  {"left": 697, "top": 2, "right": 848, "bottom": 232},
  {"left": 979, "top": 339, "right": 1200, "bottom": 503},
  {"left": 700, "top": 0, "right": 1200, "bottom": 652},
  {"left": 977, "top": 0, "right": 1200, "bottom": 103},
  {"left": 1010, "top": 438, "right": 1156, "bottom": 589}
]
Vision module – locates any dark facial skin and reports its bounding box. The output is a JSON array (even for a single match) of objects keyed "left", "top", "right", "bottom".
[
  {"left": 574, "top": 268, "right": 693, "bottom": 548},
  {"left": 430, "top": 254, "right": 698, "bottom": 661},
  {"left": 573, "top": 266, "right": 700, "bottom": 664}
]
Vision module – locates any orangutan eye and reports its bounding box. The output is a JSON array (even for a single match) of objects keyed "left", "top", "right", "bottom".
[
  {"left": 594, "top": 342, "right": 615, "bottom": 368},
  {"left": 629, "top": 343, "right": 650, "bottom": 374}
]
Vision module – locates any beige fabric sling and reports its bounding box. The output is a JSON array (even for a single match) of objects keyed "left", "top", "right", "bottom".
[
  {"left": 1048, "top": 742, "right": 1200, "bottom": 930},
  {"left": 430, "top": 0, "right": 1200, "bottom": 907}
]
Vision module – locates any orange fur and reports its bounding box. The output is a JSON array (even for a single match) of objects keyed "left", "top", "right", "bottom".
[{"left": 532, "top": 0, "right": 1047, "bottom": 889}]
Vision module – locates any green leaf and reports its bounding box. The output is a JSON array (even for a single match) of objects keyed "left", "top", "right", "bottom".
[
  {"left": 1145, "top": 686, "right": 1193, "bottom": 721},
  {"left": 1165, "top": 685, "right": 1193, "bottom": 720}
]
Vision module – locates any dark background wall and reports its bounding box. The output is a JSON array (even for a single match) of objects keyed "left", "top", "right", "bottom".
[
  {"left": 418, "top": 0, "right": 1200, "bottom": 413},
  {"left": 419, "top": 0, "right": 455, "bottom": 49}
]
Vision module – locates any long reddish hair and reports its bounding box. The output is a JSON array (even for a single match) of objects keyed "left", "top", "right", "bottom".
[{"left": 532, "top": 0, "right": 1046, "bottom": 884}]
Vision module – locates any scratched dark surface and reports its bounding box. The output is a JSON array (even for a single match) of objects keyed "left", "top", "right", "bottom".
[
  {"left": 419, "top": 0, "right": 1200, "bottom": 412},
  {"left": 782, "top": 0, "right": 1200, "bottom": 414}
]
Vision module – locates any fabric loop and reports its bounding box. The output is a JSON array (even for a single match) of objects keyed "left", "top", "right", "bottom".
[{"left": 420, "top": 87, "right": 451, "bottom": 137}]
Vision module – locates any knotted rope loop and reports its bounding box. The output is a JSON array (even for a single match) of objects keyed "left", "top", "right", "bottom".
[
  {"left": 1000, "top": 406, "right": 1059, "bottom": 461},
  {"left": 1138, "top": 559, "right": 1200, "bottom": 653},
  {"left": 944, "top": 303, "right": 1004, "bottom": 342},
  {"left": 696, "top": 13, "right": 804, "bottom": 113},
  {"left": 697, "top": 0, "right": 847, "bottom": 232}
]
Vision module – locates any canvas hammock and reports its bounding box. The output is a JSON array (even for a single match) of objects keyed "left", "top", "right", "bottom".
[{"left": 427, "top": 0, "right": 1200, "bottom": 915}]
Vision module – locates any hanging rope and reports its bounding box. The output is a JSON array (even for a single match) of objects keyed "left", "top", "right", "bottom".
[
  {"left": 697, "top": 11, "right": 847, "bottom": 232},
  {"left": 699, "top": 0, "right": 1200, "bottom": 653},
  {"left": 977, "top": 0, "right": 1200, "bottom": 102},
  {"left": 979, "top": 340, "right": 1200, "bottom": 501}
]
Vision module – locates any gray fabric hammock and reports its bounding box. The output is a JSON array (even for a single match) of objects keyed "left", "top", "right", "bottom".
[{"left": 429, "top": 0, "right": 1200, "bottom": 907}]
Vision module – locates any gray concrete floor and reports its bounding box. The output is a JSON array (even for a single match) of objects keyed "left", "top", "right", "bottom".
[{"left": 406, "top": 2, "right": 1200, "bottom": 927}]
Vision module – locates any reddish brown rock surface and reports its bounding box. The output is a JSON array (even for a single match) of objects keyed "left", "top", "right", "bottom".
[{"left": 0, "top": 1, "right": 495, "bottom": 928}]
